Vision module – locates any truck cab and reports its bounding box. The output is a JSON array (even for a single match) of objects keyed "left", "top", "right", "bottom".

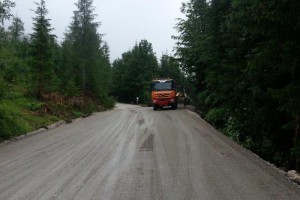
[{"left": 150, "top": 79, "right": 177, "bottom": 110}]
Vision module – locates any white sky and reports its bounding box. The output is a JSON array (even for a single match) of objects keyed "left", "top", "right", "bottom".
[{"left": 12, "top": 0, "right": 185, "bottom": 62}]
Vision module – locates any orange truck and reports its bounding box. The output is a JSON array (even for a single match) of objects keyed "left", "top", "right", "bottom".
[{"left": 150, "top": 79, "right": 178, "bottom": 110}]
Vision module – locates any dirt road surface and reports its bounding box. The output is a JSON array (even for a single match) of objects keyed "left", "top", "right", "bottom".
[{"left": 0, "top": 103, "right": 299, "bottom": 200}]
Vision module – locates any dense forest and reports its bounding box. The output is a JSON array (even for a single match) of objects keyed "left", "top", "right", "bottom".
[
  {"left": 111, "top": 40, "right": 185, "bottom": 104},
  {"left": 0, "top": 0, "right": 299, "bottom": 172},
  {"left": 0, "top": 0, "right": 114, "bottom": 139},
  {"left": 174, "top": 0, "right": 300, "bottom": 170}
]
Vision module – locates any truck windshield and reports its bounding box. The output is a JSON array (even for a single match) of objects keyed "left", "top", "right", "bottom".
[{"left": 152, "top": 81, "right": 175, "bottom": 91}]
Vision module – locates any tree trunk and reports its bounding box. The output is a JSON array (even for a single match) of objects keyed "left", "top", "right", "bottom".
[{"left": 294, "top": 114, "right": 300, "bottom": 171}]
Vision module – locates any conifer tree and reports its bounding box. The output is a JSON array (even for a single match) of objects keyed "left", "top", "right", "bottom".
[
  {"left": 8, "top": 16, "right": 24, "bottom": 41},
  {"left": 30, "top": 0, "right": 56, "bottom": 98},
  {"left": 62, "top": 0, "right": 112, "bottom": 104},
  {"left": 175, "top": 0, "right": 300, "bottom": 170},
  {"left": 0, "top": 0, "right": 15, "bottom": 25}
]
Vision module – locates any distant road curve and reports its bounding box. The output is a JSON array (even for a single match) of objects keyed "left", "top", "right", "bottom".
[{"left": 0, "top": 103, "right": 299, "bottom": 200}]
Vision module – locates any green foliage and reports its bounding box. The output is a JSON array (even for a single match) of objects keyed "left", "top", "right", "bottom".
[
  {"left": 175, "top": 0, "right": 300, "bottom": 170},
  {"left": 8, "top": 15, "right": 24, "bottom": 41},
  {"left": 111, "top": 50, "right": 186, "bottom": 105},
  {"left": 111, "top": 40, "right": 159, "bottom": 103},
  {"left": 30, "top": 0, "right": 57, "bottom": 98},
  {"left": 59, "top": 39, "right": 81, "bottom": 97},
  {"left": 0, "top": 100, "right": 30, "bottom": 136},
  {"left": 0, "top": 94, "right": 59, "bottom": 141},
  {"left": 204, "top": 107, "right": 228, "bottom": 128},
  {"left": 100, "top": 95, "right": 116, "bottom": 109},
  {"left": 223, "top": 116, "right": 241, "bottom": 142},
  {"left": 0, "top": 72, "right": 6, "bottom": 99},
  {"left": 0, "top": 111, "right": 23, "bottom": 140},
  {"left": 0, "top": 0, "right": 15, "bottom": 25},
  {"left": 62, "top": 0, "right": 113, "bottom": 105},
  {"left": 0, "top": 84, "right": 112, "bottom": 141},
  {"left": 159, "top": 54, "right": 185, "bottom": 86},
  {"left": 0, "top": 0, "right": 114, "bottom": 141}
]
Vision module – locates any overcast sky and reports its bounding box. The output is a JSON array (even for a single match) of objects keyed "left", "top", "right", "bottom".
[{"left": 12, "top": 0, "right": 185, "bottom": 62}]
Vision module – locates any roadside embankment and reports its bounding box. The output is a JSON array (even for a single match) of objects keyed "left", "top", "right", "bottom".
[{"left": 0, "top": 90, "right": 114, "bottom": 143}]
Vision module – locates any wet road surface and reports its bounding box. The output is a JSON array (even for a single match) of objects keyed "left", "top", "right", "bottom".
[{"left": 0, "top": 103, "right": 299, "bottom": 200}]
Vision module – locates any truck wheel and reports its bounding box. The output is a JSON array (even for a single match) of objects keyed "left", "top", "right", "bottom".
[
  {"left": 153, "top": 105, "right": 158, "bottom": 111},
  {"left": 172, "top": 104, "right": 177, "bottom": 109}
]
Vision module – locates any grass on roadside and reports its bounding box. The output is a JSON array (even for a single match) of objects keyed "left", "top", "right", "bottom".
[
  {"left": 0, "top": 100, "right": 60, "bottom": 141},
  {"left": 0, "top": 88, "right": 59, "bottom": 142},
  {"left": 0, "top": 86, "right": 114, "bottom": 142}
]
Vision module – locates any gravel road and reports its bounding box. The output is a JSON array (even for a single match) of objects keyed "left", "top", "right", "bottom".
[{"left": 0, "top": 103, "right": 299, "bottom": 200}]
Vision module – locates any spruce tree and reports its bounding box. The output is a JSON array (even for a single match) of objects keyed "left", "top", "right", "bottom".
[
  {"left": 8, "top": 16, "right": 24, "bottom": 41},
  {"left": 67, "top": 0, "right": 98, "bottom": 94},
  {"left": 30, "top": 0, "right": 56, "bottom": 98},
  {"left": 64, "top": 0, "right": 111, "bottom": 99},
  {"left": 175, "top": 0, "right": 300, "bottom": 170},
  {"left": 0, "top": 0, "right": 15, "bottom": 25}
]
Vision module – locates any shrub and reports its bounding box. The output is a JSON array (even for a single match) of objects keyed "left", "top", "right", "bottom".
[{"left": 205, "top": 107, "right": 228, "bottom": 128}]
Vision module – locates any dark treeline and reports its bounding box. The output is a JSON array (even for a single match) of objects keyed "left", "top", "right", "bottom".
[
  {"left": 111, "top": 40, "right": 185, "bottom": 104},
  {"left": 0, "top": 0, "right": 113, "bottom": 139},
  {"left": 1, "top": 0, "right": 112, "bottom": 100},
  {"left": 174, "top": 0, "right": 300, "bottom": 170}
]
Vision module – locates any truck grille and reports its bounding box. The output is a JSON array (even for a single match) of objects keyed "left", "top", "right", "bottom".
[{"left": 155, "top": 93, "right": 170, "bottom": 98}]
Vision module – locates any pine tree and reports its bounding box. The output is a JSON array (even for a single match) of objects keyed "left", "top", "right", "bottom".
[
  {"left": 66, "top": 0, "right": 98, "bottom": 94},
  {"left": 8, "top": 16, "right": 24, "bottom": 41},
  {"left": 30, "top": 0, "right": 56, "bottom": 98},
  {"left": 62, "top": 0, "right": 112, "bottom": 106},
  {"left": 0, "top": 0, "right": 15, "bottom": 25}
]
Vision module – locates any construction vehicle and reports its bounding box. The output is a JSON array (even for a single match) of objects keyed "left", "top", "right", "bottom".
[
  {"left": 176, "top": 85, "right": 190, "bottom": 106},
  {"left": 150, "top": 79, "right": 178, "bottom": 110}
]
